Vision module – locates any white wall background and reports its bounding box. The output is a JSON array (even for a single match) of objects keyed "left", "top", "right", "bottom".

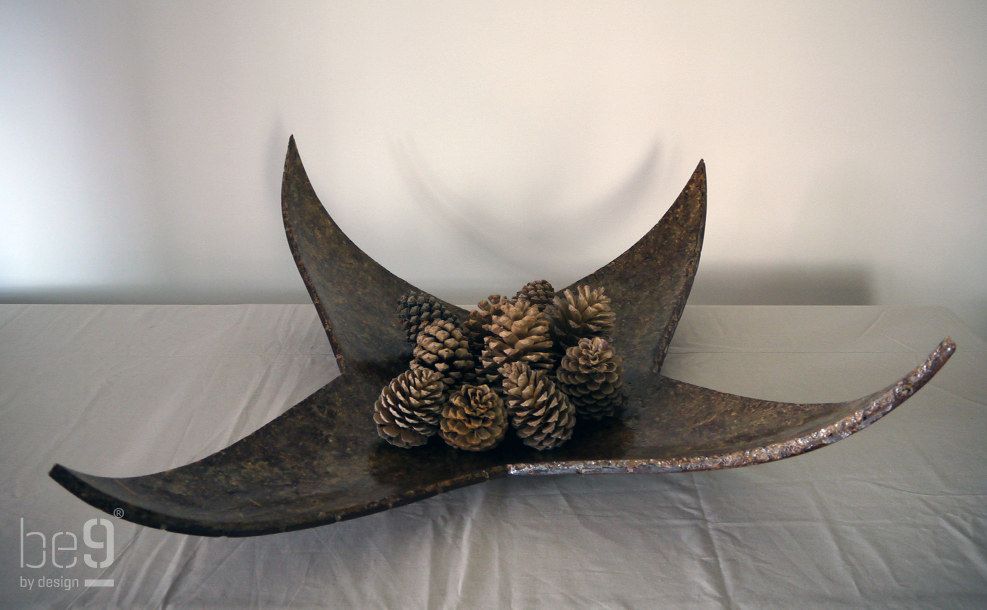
[{"left": 2, "top": 1, "right": 985, "bottom": 337}]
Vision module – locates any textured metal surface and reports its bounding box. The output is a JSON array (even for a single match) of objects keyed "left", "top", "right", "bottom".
[{"left": 49, "top": 137, "right": 955, "bottom": 537}]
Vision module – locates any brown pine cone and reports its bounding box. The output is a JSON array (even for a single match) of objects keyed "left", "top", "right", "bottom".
[
  {"left": 546, "top": 284, "right": 616, "bottom": 351},
  {"left": 556, "top": 337, "right": 624, "bottom": 420},
  {"left": 398, "top": 291, "right": 458, "bottom": 345},
  {"left": 411, "top": 321, "right": 476, "bottom": 390},
  {"left": 500, "top": 362, "right": 576, "bottom": 451},
  {"left": 463, "top": 295, "right": 510, "bottom": 359},
  {"left": 373, "top": 368, "right": 446, "bottom": 448},
  {"left": 513, "top": 280, "right": 556, "bottom": 309},
  {"left": 478, "top": 300, "right": 555, "bottom": 388},
  {"left": 439, "top": 384, "right": 508, "bottom": 451}
]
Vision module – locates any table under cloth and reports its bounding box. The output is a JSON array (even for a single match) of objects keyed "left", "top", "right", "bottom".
[{"left": 1, "top": 304, "right": 985, "bottom": 608}]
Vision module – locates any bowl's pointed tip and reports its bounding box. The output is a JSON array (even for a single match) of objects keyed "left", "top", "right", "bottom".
[
  {"left": 48, "top": 463, "right": 79, "bottom": 492},
  {"left": 283, "top": 135, "right": 307, "bottom": 182},
  {"left": 908, "top": 337, "right": 957, "bottom": 390},
  {"left": 689, "top": 160, "right": 706, "bottom": 186}
]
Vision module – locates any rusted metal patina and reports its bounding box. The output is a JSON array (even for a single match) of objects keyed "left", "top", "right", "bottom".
[{"left": 49, "top": 137, "right": 955, "bottom": 537}]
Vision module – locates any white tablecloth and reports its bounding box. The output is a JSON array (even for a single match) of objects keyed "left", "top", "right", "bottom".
[{"left": 2, "top": 304, "right": 985, "bottom": 608}]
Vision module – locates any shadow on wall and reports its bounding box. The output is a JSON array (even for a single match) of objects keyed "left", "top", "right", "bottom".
[
  {"left": 688, "top": 264, "right": 875, "bottom": 306},
  {"left": 0, "top": 285, "right": 312, "bottom": 305}
]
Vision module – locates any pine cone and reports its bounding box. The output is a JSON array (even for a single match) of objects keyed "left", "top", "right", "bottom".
[
  {"left": 513, "top": 280, "right": 556, "bottom": 309},
  {"left": 478, "top": 300, "right": 555, "bottom": 388},
  {"left": 411, "top": 321, "right": 476, "bottom": 390},
  {"left": 500, "top": 362, "right": 576, "bottom": 451},
  {"left": 397, "top": 291, "right": 458, "bottom": 345},
  {"left": 439, "top": 384, "right": 508, "bottom": 451},
  {"left": 557, "top": 337, "right": 624, "bottom": 420},
  {"left": 546, "top": 285, "right": 616, "bottom": 351},
  {"left": 374, "top": 368, "right": 446, "bottom": 448},
  {"left": 463, "top": 295, "right": 510, "bottom": 358}
]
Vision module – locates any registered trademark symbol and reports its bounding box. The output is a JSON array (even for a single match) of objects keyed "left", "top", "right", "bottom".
[{"left": 113, "top": 508, "right": 124, "bottom": 518}]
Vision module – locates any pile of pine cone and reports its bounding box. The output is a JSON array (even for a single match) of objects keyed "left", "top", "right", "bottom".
[{"left": 373, "top": 280, "right": 625, "bottom": 452}]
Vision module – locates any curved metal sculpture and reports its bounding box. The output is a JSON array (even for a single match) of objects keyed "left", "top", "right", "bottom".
[{"left": 49, "top": 137, "right": 955, "bottom": 537}]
